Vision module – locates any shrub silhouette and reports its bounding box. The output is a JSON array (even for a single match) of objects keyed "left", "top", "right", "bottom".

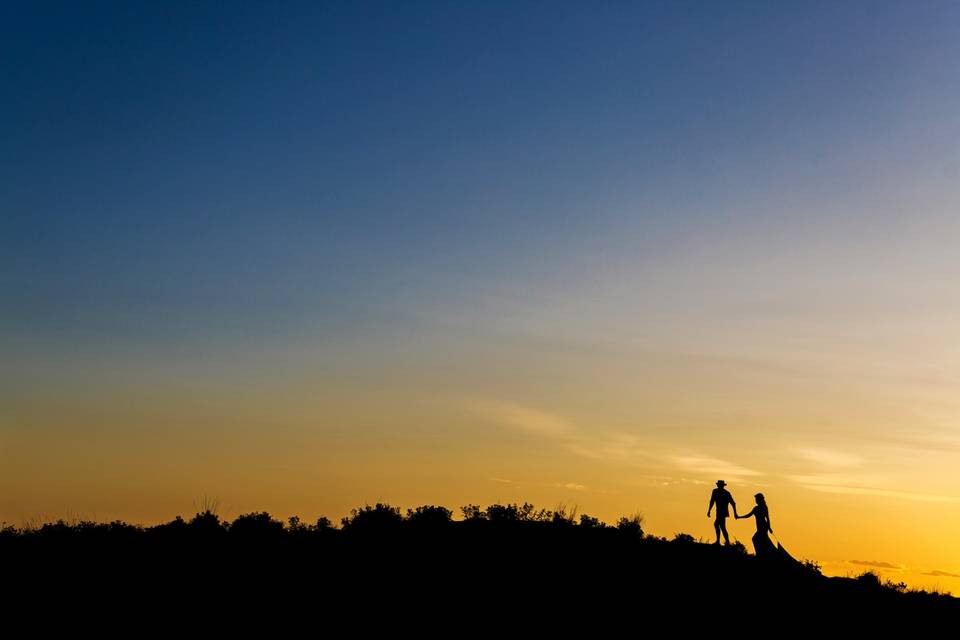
[
  {"left": 189, "top": 509, "right": 225, "bottom": 531},
  {"left": 550, "top": 503, "right": 578, "bottom": 526},
  {"left": 617, "top": 513, "right": 645, "bottom": 538},
  {"left": 460, "top": 504, "right": 484, "bottom": 521},
  {"left": 149, "top": 514, "right": 188, "bottom": 541},
  {"left": 405, "top": 505, "right": 453, "bottom": 526},
  {"left": 856, "top": 571, "right": 882, "bottom": 588},
  {"left": 801, "top": 558, "right": 823, "bottom": 575},
  {"left": 484, "top": 502, "right": 549, "bottom": 522},
  {"left": 730, "top": 540, "right": 748, "bottom": 554},
  {"left": 887, "top": 579, "right": 908, "bottom": 593},
  {"left": 340, "top": 503, "right": 403, "bottom": 532},
  {"left": 0, "top": 522, "right": 18, "bottom": 540},
  {"left": 578, "top": 514, "right": 604, "bottom": 529},
  {"left": 230, "top": 512, "right": 285, "bottom": 539}
]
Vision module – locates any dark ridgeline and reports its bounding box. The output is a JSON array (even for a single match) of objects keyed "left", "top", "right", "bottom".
[{"left": 2, "top": 502, "right": 956, "bottom": 630}]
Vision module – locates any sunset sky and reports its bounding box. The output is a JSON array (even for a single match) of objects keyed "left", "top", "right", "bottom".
[{"left": 4, "top": 2, "right": 960, "bottom": 590}]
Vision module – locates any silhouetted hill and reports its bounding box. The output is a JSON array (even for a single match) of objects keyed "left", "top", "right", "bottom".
[{"left": 4, "top": 502, "right": 955, "bottom": 630}]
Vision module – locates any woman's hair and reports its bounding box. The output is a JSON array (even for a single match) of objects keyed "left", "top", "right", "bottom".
[{"left": 754, "top": 492, "right": 766, "bottom": 502}]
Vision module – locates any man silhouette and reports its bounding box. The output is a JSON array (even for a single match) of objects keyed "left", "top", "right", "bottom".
[{"left": 707, "top": 480, "right": 737, "bottom": 545}]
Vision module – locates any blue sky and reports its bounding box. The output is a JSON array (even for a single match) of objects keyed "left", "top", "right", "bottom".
[{"left": 6, "top": 1, "right": 959, "bottom": 354}]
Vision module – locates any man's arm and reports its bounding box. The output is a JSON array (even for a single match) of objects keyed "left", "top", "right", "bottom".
[
  {"left": 730, "top": 495, "right": 738, "bottom": 518},
  {"left": 707, "top": 491, "right": 715, "bottom": 517}
]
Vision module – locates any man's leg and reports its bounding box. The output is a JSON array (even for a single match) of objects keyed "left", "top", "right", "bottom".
[
  {"left": 719, "top": 517, "right": 730, "bottom": 545},
  {"left": 713, "top": 518, "right": 721, "bottom": 544}
]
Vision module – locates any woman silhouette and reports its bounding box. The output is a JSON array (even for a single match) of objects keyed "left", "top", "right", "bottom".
[{"left": 736, "top": 493, "right": 776, "bottom": 557}]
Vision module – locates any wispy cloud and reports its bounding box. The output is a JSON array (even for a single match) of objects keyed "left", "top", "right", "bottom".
[
  {"left": 468, "top": 398, "right": 655, "bottom": 466},
  {"left": 850, "top": 559, "right": 902, "bottom": 570},
  {"left": 787, "top": 473, "right": 884, "bottom": 487},
  {"left": 922, "top": 569, "right": 960, "bottom": 579},
  {"left": 566, "top": 434, "right": 656, "bottom": 465},
  {"left": 797, "top": 483, "right": 958, "bottom": 503},
  {"left": 472, "top": 400, "right": 573, "bottom": 438},
  {"left": 787, "top": 463, "right": 960, "bottom": 502},
  {"left": 669, "top": 454, "right": 762, "bottom": 481},
  {"left": 470, "top": 399, "right": 765, "bottom": 486},
  {"left": 794, "top": 448, "right": 863, "bottom": 468}
]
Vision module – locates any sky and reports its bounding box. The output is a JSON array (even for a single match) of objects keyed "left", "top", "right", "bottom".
[{"left": 3, "top": 1, "right": 960, "bottom": 591}]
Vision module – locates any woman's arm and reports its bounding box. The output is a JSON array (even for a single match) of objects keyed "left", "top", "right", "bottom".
[{"left": 737, "top": 507, "right": 756, "bottom": 520}]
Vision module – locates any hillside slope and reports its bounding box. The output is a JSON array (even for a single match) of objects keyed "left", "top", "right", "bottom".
[{"left": 4, "top": 503, "right": 955, "bottom": 629}]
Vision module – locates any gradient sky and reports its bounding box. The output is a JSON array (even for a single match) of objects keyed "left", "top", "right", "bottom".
[{"left": 4, "top": 1, "right": 960, "bottom": 590}]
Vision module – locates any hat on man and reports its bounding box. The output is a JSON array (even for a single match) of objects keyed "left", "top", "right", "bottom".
[{"left": 716, "top": 480, "right": 726, "bottom": 487}]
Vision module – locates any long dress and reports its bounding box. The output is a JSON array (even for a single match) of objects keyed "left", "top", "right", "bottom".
[{"left": 744, "top": 504, "right": 776, "bottom": 557}]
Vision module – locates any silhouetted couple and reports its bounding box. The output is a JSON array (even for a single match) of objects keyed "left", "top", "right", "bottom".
[{"left": 707, "top": 480, "right": 775, "bottom": 556}]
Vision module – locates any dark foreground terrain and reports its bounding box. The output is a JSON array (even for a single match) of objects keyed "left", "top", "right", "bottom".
[{"left": 4, "top": 502, "right": 955, "bottom": 630}]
